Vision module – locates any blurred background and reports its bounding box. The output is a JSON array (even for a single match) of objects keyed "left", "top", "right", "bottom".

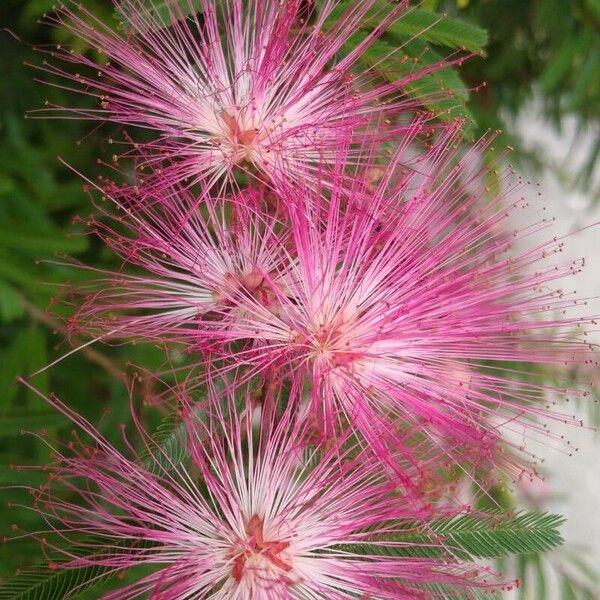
[{"left": 1, "top": 0, "right": 599, "bottom": 596}]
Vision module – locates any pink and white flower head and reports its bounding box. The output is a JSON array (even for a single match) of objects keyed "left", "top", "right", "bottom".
[
  {"left": 66, "top": 184, "right": 289, "bottom": 345},
  {"left": 186, "top": 128, "right": 594, "bottom": 482},
  {"left": 35, "top": 0, "right": 459, "bottom": 190},
  {"left": 12, "top": 380, "right": 501, "bottom": 599},
  {"left": 62, "top": 116, "right": 429, "bottom": 350},
  {"left": 61, "top": 125, "right": 595, "bottom": 481}
]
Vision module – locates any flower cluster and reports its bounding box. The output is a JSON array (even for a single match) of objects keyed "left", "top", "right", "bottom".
[
  {"left": 36, "top": 0, "right": 454, "bottom": 191},
  {"left": 70, "top": 123, "right": 589, "bottom": 484},
  {"left": 11, "top": 0, "right": 595, "bottom": 598},
  {"left": 17, "top": 380, "right": 500, "bottom": 599}
]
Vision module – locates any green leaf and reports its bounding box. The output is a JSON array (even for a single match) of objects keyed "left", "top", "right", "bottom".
[
  {"left": 508, "top": 542, "right": 600, "bottom": 600},
  {"left": 0, "top": 411, "right": 187, "bottom": 598},
  {"left": 385, "top": 7, "right": 488, "bottom": 53},
  {"left": 0, "top": 227, "right": 88, "bottom": 255},
  {"left": 23, "top": 328, "right": 49, "bottom": 399},
  {"left": 530, "top": 552, "right": 547, "bottom": 600},
  {"left": 0, "top": 410, "right": 67, "bottom": 437},
  {"left": 141, "top": 410, "right": 189, "bottom": 471},
  {"left": 567, "top": 47, "right": 600, "bottom": 111},
  {"left": 561, "top": 577, "right": 579, "bottom": 600},
  {"left": 540, "top": 38, "right": 581, "bottom": 93},
  {"left": 0, "top": 563, "right": 113, "bottom": 600},
  {"left": 395, "top": 38, "right": 474, "bottom": 127},
  {"left": 0, "top": 282, "right": 24, "bottom": 323},
  {"left": 325, "top": 2, "right": 487, "bottom": 52},
  {"left": 429, "top": 511, "right": 565, "bottom": 558},
  {"left": 0, "top": 328, "right": 49, "bottom": 410},
  {"left": 0, "top": 250, "right": 42, "bottom": 289},
  {"left": 584, "top": 0, "right": 600, "bottom": 20},
  {"left": 337, "top": 511, "right": 565, "bottom": 560},
  {"left": 353, "top": 33, "right": 474, "bottom": 127}
]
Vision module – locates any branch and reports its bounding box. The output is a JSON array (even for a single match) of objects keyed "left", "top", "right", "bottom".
[{"left": 19, "top": 295, "right": 127, "bottom": 383}]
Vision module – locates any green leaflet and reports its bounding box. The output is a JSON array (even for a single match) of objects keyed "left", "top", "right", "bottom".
[
  {"left": 326, "top": 1, "right": 487, "bottom": 53},
  {"left": 0, "top": 546, "right": 158, "bottom": 600},
  {"left": 140, "top": 408, "right": 190, "bottom": 471},
  {"left": 377, "top": 5, "right": 487, "bottom": 53},
  {"left": 341, "top": 29, "right": 473, "bottom": 128},
  {"left": 334, "top": 511, "right": 565, "bottom": 560},
  {"left": 379, "top": 2, "right": 488, "bottom": 53},
  {"left": 430, "top": 511, "right": 564, "bottom": 558},
  {"left": 0, "top": 564, "right": 112, "bottom": 600}
]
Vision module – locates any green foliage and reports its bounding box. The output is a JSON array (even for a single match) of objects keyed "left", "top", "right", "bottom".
[
  {"left": 338, "top": 511, "right": 565, "bottom": 560},
  {"left": 510, "top": 550, "right": 600, "bottom": 600},
  {"left": 430, "top": 511, "right": 564, "bottom": 558},
  {"left": 141, "top": 408, "right": 190, "bottom": 470},
  {"left": 380, "top": 5, "right": 488, "bottom": 52},
  {"left": 327, "top": 1, "right": 487, "bottom": 52},
  {"left": 331, "top": 1, "right": 486, "bottom": 128},
  {"left": 0, "top": 0, "right": 166, "bottom": 581},
  {"left": 0, "top": 511, "right": 564, "bottom": 598},
  {"left": 0, "top": 562, "right": 112, "bottom": 600},
  {"left": 440, "top": 0, "right": 600, "bottom": 201}
]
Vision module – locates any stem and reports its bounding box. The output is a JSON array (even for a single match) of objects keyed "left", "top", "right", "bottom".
[{"left": 19, "top": 294, "right": 127, "bottom": 383}]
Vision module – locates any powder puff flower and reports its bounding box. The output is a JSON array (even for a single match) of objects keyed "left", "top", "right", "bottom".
[
  {"left": 60, "top": 117, "right": 427, "bottom": 350},
  {"left": 60, "top": 126, "right": 593, "bottom": 480},
  {"left": 65, "top": 184, "right": 289, "bottom": 345},
  {"left": 34, "top": 0, "right": 458, "bottom": 190},
  {"left": 11, "top": 381, "right": 499, "bottom": 599},
  {"left": 192, "top": 130, "right": 594, "bottom": 480}
]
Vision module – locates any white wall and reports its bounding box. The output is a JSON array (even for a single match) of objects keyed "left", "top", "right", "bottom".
[{"left": 508, "top": 106, "right": 600, "bottom": 595}]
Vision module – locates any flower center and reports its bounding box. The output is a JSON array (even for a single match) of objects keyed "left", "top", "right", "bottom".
[
  {"left": 230, "top": 514, "right": 293, "bottom": 589},
  {"left": 213, "top": 269, "right": 277, "bottom": 307},
  {"left": 310, "top": 319, "right": 356, "bottom": 362},
  {"left": 219, "top": 111, "right": 262, "bottom": 163}
]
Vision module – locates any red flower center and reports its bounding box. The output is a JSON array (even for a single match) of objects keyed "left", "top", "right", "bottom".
[
  {"left": 231, "top": 514, "right": 293, "bottom": 586},
  {"left": 220, "top": 111, "right": 263, "bottom": 161}
]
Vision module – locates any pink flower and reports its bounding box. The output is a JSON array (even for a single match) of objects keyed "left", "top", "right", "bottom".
[
  {"left": 13, "top": 380, "right": 499, "bottom": 599},
  {"left": 63, "top": 126, "right": 592, "bottom": 481},
  {"left": 34, "top": 0, "right": 457, "bottom": 190},
  {"left": 61, "top": 117, "right": 430, "bottom": 351},
  {"left": 66, "top": 185, "right": 289, "bottom": 345},
  {"left": 193, "top": 129, "right": 591, "bottom": 480}
]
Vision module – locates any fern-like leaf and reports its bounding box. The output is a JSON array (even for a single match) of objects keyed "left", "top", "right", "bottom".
[
  {"left": 431, "top": 511, "right": 564, "bottom": 558},
  {"left": 385, "top": 6, "right": 488, "bottom": 53},
  {"left": 0, "top": 563, "right": 112, "bottom": 600},
  {"left": 328, "top": 1, "right": 488, "bottom": 53},
  {"left": 335, "top": 511, "right": 565, "bottom": 561}
]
